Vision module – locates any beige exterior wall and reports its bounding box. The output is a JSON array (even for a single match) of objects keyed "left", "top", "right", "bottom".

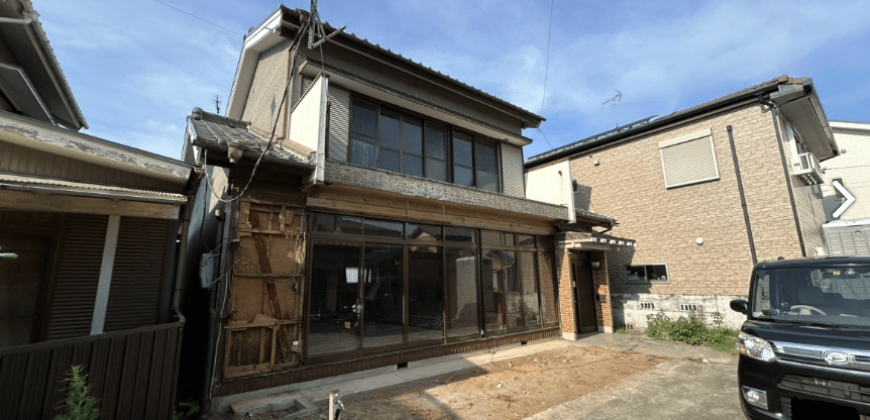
[
  {"left": 241, "top": 39, "right": 291, "bottom": 138},
  {"left": 780, "top": 119, "right": 828, "bottom": 256},
  {"left": 556, "top": 104, "right": 822, "bottom": 329}
]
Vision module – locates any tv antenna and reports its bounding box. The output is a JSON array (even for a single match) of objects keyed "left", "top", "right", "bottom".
[
  {"left": 307, "top": 0, "right": 346, "bottom": 49},
  {"left": 602, "top": 90, "right": 622, "bottom": 128},
  {"left": 213, "top": 95, "right": 221, "bottom": 114}
]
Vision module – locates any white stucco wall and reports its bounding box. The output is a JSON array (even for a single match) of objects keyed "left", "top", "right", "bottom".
[
  {"left": 524, "top": 160, "right": 574, "bottom": 221},
  {"left": 820, "top": 121, "right": 870, "bottom": 221}
]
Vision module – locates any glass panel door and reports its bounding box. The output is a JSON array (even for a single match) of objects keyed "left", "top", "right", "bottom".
[
  {"left": 362, "top": 244, "right": 404, "bottom": 349},
  {"left": 408, "top": 245, "right": 444, "bottom": 343},
  {"left": 308, "top": 242, "right": 362, "bottom": 357}
]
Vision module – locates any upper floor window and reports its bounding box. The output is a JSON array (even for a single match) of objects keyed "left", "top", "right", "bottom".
[
  {"left": 349, "top": 97, "right": 501, "bottom": 193},
  {"left": 350, "top": 99, "right": 448, "bottom": 182},
  {"left": 658, "top": 128, "right": 719, "bottom": 189},
  {"left": 453, "top": 132, "right": 500, "bottom": 193}
]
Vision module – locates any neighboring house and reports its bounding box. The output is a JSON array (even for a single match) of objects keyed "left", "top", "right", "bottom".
[
  {"left": 0, "top": 1, "right": 194, "bottom": 418},
  {"left": 820, "top": 121, "right": 870, "bottom": 221},
  {"left": 183, "top": 7, "right": 627, "bottom": 412},
  {"left": 525, "top": 76, "right": 838, "bottom": 330}
]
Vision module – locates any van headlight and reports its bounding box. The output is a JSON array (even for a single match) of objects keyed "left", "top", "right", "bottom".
[{"left": 737, "top": 332, "right": 776, "bottom": 362}]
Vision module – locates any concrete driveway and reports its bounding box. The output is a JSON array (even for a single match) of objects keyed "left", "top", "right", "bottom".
[{"left": 528, "top": 333, "right": 744, "bottom": 420}]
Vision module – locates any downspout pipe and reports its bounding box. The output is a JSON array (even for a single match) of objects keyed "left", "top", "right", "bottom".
[
  {"left": 761, "top": 99, "right": 807, "bottom": 257},
  {"left": 726, "top": 125, "right": 757, "bottom": 265}
]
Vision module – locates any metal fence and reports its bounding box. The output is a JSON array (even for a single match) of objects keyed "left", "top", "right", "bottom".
[{"left": 0, "top": 315, "right": 184, "bottom": 420}]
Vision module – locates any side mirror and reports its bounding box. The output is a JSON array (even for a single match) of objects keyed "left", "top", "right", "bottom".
[{"left": 730, "top": 299, "right": 749, "bottom": 315}]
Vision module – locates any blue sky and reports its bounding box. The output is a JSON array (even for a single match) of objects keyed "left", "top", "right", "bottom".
[{"left": 36, "top": 0, "right": 870, "bottom": 160}]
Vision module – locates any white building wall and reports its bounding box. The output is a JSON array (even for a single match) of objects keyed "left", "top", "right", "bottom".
[
  {"left": 820, "top": 121, "right": 870, "bottom": 221},
  {"left": 524, "top": 160, "right": 573, "bottom": 221}
]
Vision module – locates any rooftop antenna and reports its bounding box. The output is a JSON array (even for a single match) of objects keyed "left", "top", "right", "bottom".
[
  {"left": 308, "top": 0, "right": 346, "bottom": 49},
  {"left": 602, "top": 90, "right": 622, "bottom": 128},
  {"left": 214, "top": 95, "right": 221, "bottom": 115}
]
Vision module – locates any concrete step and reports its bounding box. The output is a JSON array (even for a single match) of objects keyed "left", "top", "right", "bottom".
[{"left": 230, "top": 393, "right": 318, "bottom": 419}]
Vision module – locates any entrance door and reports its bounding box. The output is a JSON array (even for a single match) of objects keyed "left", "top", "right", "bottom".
[
  {"left": 0, "top": 237, "right": 51, "bottom": 348},
  {"left": 572, "top": 253, "right": 598, "bottom": 334}
]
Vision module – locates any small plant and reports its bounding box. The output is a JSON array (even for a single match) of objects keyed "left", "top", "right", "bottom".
[
  {"left": 54, "top": 365, "right": 99, "bottom": 420},
  {"left": 174, "top": 400, "right": 200, "bottom": 420},
  {"left": 644, "top": 311, "right": 739, "bottom": 355}
]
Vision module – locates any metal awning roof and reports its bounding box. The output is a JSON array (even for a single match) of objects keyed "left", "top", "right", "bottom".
[
  {"left": 556, "top": 231, "right": 636, "bottom": 252},
  {"left": 0, "top": 173, "right": 188, "bottom": 204}
]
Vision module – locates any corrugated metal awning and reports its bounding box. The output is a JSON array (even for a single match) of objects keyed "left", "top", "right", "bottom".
[{"left": 0, "top": 174, "right": 188, "bottom": 204}]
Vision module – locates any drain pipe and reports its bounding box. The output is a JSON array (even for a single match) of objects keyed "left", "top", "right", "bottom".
[
  {"left": 726, "top": 126, "right": 757, "bottom": 265},
  {"left": 761, "top": 98, "right": 807, "bottom": 257}
]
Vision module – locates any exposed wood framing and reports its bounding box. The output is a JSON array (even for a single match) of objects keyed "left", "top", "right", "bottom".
[
  {"left": 0, "top": 189, "right": 181, "bottom": 219},
  {"left": 224, "top": 199, "right": 307, "bottom": 378}
]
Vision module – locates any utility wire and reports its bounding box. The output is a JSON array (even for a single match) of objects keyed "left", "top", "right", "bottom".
[
  {"left": 153, "top": 0, "right": 244, "bottom": 36},
  {"left": 537, "top": 0, "right": 555, "bottom": 149}
]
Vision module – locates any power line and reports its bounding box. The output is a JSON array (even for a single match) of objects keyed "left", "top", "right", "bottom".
[
  {"left": 153, "top": 0, "right": 244, "bottom": 36},
  {"left": 537, "top": 0, "right": 555, "bottom": 149}
]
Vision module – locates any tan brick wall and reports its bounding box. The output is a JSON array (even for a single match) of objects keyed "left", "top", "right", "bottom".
[
  {"left": 242, "top": 39, "right": 291, "bottom": 138},
  {"left": 556, "top": 247, "right": 576, "bottom": 335},
  {"left": 591, "top": 251, "right": 612, "bottom": 327},
  {"left": 569, "top": 104, "right": 802, "bottom": 299}
]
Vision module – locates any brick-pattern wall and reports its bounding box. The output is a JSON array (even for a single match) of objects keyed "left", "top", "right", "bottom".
[
  {"left": 591, "top": 251, "right": 612, "bottom": 328},
  {"left": 569, "top": 104, "right": 802, "bottom": 299},
  {"left": 324, "top": 159, "right": 567, "bottom": 220},
  {"left": 555, "top": 247, "right": 576, "bottom": 335},
  {"left": 242, "top": 39, "right": 291, "bottom": 138}
]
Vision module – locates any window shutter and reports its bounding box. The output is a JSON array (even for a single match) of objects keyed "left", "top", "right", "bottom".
[
  {"left": 102, "top": 217, "right": 173, "bottom": 332},
  {"left": 500, "top": 143, "right": 524, "bottom": 197},
  {"left": 327, "top": 85, "right": 351, "bottom": 161},
  {"left": 44, "top": 214, "right": 108, "bottom": 340},
  {"left": 659, "top": 129, "right": 719, "bottom": 188}
]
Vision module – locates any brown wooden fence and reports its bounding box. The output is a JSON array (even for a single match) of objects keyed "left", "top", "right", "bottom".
[{"left": 0, "top": 315, "right": 184, "bottom": 420}]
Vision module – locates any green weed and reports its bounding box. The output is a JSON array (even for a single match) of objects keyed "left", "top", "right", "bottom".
[{"left": 645, "top": 311, "right": 739, "bottom": 355}]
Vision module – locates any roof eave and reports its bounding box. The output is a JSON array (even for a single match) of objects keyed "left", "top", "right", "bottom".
[
  {"left": 525, "top": 79, "right": 790, "bottom": 169},
  {"left": 0, "top": 110, "right": 191, "bottom": 184}
]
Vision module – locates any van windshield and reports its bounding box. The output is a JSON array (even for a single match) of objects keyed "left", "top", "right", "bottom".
[{"left": 752, "top": 266, "right": 870, "bottom": 328}]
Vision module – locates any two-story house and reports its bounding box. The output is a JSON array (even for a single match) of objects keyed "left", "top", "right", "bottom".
[
  {"left": 525, "top": 76, "right": 839, "bottom": 331},
  {"left": 182, "top": 6, "right": 627, "bottom": 412}
]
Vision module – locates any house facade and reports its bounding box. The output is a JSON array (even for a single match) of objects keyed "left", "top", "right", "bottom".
[
  {"left": 525, "top": 76, "right": 839, "bottom": 331},
  {"left": 0, "top": 2, "right": 194, "bottom": 418},
  {"left": 184, "top": 7, "right": 626, "bottom": 411}
]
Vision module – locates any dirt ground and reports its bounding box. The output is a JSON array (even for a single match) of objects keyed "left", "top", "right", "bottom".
[{"left": 208, "top": 345, "right": 666, "bottom": 420}]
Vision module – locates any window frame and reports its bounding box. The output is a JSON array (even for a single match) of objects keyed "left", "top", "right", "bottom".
[
  {"left": 625, "top": 263, "right": 670, "bottom": 284},
  {"left": 453, "top": 129, "right": 502, "bottom": 193},
  {"left": 348, "top": 97, "right": 449, "bottom": 181},
  {"left": 348, "top": 96, "right": 502, "bottom": 192},
  {"left": 658, "top": 128, "right": 720, "bottom": 189}
]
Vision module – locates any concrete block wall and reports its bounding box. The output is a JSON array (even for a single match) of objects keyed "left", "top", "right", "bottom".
[{"left": 611, "top": 293, "right": 748, "bottom": 330}]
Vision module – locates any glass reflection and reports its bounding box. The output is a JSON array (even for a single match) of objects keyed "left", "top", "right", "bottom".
[
  {"left": 446, "top": 247, "right": 479, "bottom": 337},
  {"left": 482, "top": 249, "right": 517, "bottom": 334},
  {"left": 363, "top": 245, "right": 404, "bottom": 348},
  {"left": 309, "top": 243, "right": 361, "bottom": 357},
  {"left": 409, "top": 246, "right": 444, "bottom": 342}
]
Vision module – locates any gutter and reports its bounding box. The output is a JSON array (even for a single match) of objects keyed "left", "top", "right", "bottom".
[{"left": 762, "top": 99, "right": 807, "bottom": 257}]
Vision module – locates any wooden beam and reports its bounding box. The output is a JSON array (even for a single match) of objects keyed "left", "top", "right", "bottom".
[
  {"left": 90, "top": 215, "right": 120, "bottom": 335},
  {"left": 0, "top": 189, "right": 181, "bottom": 219}
]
